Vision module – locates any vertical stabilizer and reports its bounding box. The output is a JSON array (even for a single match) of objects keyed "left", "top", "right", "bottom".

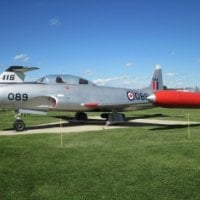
[
  {"left": 0, "top": 66, "right": 39, "bottom": 83},
  {"left": 150, "top": 64, "right": 163, "bottom": 92}
]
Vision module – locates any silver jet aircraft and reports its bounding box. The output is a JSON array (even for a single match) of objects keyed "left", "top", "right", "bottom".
[{"left": 0, "top": 65, "right": 163, "bottom": 131}]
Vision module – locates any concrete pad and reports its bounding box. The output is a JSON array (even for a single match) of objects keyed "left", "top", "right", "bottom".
[{"left": 0, "top": 117, "right": 199, "bottom": 136}]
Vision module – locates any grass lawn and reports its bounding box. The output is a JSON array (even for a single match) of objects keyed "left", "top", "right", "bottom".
[{"left": 0, "top": 108, "right": 200, "bottom": 199}]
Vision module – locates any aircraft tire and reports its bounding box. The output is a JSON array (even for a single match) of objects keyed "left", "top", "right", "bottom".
[
  {"left": 14, "top": 119, "right": 26, "bottom": 132},
  {"left": 75, "top": 112, "right": 88, "bottom": 121}
]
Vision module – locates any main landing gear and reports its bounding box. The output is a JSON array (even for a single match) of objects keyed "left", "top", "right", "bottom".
[
  {"left": 104, "top": 111, "right": 126, "bottom": 125},
  {"left": 74, "top": 111, "right": 126, "bottom": 125},
  {"left": 75, "top": 112, "right": 88, "bottom": 121}
]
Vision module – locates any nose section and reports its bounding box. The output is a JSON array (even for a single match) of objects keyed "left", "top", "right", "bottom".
[{"left": 147, "top": 94, "right": 156, "bottom": 103}]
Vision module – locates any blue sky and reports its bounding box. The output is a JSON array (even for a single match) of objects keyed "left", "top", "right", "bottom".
[{"left": 0, "top": 0, "right": 200, "bottom": 88}]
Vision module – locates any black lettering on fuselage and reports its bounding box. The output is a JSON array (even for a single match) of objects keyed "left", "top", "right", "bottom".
[
  {"left": 3, "top": 75, "right": 15, "bottom": 81},
  {"left": 8, "top": 93, "right": 28, "bottom": 101}
]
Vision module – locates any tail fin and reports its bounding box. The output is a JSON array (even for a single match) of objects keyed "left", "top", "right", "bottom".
[
  {"left": 150, "top": 64, "right": 163, "bottom": 92},
  {"left": 0, "top": 66, "right": 39, "bottom": 83}
]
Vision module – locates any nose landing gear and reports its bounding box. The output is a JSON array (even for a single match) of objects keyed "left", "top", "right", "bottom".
[
  {"left": 13, "top": 111, "right": 26, "bottom": 132},
  {"left": 13, "top": 119, "right": 26, "bottom": 132}
]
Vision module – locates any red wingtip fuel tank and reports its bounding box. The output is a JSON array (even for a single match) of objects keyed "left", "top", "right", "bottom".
[{"left": 147, "top": 90, "right": 200, "bottom": 108}]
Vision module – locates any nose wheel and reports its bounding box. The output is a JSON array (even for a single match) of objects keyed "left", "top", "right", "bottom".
[{"left": 13, "top": 119, "right": 26, "bottom": 132}]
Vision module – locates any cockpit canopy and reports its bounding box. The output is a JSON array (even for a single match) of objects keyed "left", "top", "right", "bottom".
[{"left": 36, "top": 74, "right": 95, "bottom": 86}]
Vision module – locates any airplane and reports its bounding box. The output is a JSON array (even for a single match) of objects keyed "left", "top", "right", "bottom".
[
  {"left": 147, "top": 90, "right": 200, "bottom": 108},
  {"left": 0, "top": 65, "right": 163, "bottom": 131}
]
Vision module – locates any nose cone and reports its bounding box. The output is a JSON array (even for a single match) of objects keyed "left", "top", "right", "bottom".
[{"left": 147, "top": 94, "right": 156, "bottom": 103}]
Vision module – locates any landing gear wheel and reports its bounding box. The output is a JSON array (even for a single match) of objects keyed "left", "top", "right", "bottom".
[
  {"left": 101, "top": 113, "right": 109, "bottom": 120},
  {"left": 13, "top": 119, "right": 26, "bottom": 132},
  {"left": 75, "top": 112, "right": 88, "bottom": 121}
]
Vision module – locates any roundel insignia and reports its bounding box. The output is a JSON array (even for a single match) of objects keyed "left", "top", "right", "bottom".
[{"left": 127, "top": 91, "right": 135, "bottom": 101}]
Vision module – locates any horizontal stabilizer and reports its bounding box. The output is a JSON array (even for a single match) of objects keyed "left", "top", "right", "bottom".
[
  {"left": 6, "top": 66, "right": 39, "bottom": 72},
  {"left": 0, "top": 66, "right": 39, "bottom": 83}
]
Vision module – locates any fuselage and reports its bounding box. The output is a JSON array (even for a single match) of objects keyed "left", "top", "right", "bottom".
[{"left": 0, "top": 81, "right": 153, "bottom": 113}]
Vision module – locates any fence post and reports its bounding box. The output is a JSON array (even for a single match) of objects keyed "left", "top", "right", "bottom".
[
  {"left": 60, "top": 118, "right": 63, "bottom": 147},
  {"left": 187, "top": 113, "right": 191, "bottom": 140}
]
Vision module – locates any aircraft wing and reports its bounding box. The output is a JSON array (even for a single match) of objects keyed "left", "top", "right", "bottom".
[{"left": 82, "top": 102, "right": 132, "bottom": 110}]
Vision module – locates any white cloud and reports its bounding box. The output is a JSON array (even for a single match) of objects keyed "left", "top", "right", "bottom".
[
  {"left": 93, "top": 76, "right": 128, "bottom": 86},
  {"left": 49, "top": 18, "right": 61, "bottom": 26},
  {"left": 93, "top": 75, "right": 149, "bottom": 89},
  {"left": 84, "top": 69, "right": 93, "bottom": 76},
  {"left": 166, "top": 72, "right": 178, "bottom": 77},
  {"left": 125, "top": 62, "right": 134, "bottom": 67},
  {"left": 14, "top": 54, "right": 30, "bottom": 62},
  {"left": 165, "top": 78, "right": 184, "bottom": 88}
]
